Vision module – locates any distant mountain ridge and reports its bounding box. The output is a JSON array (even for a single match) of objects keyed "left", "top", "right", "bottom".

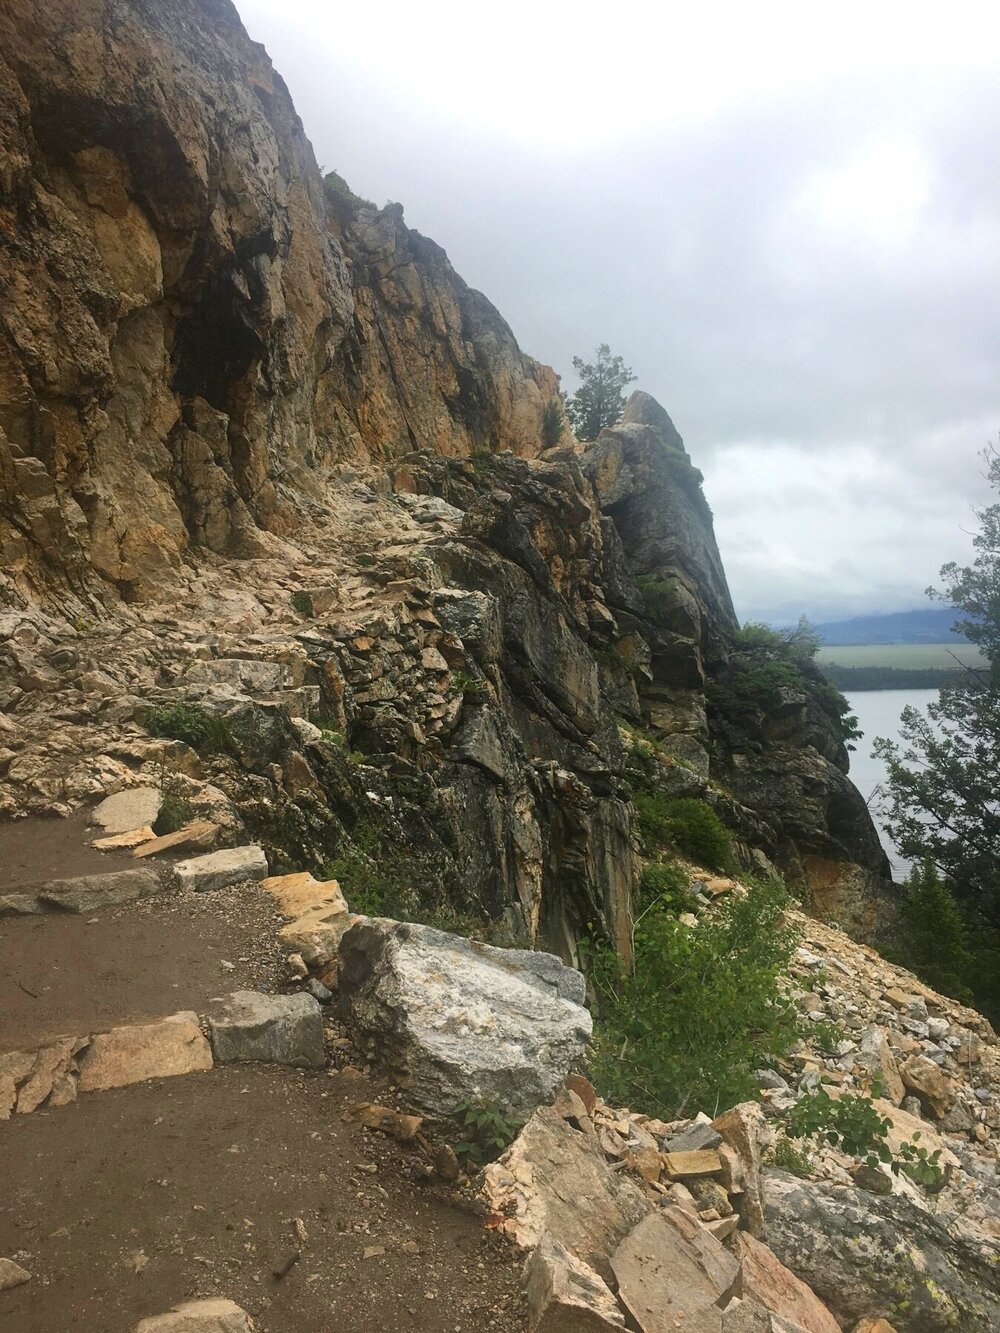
[{"left": 812, "top": 607, "right": 963, "bottom": 645}]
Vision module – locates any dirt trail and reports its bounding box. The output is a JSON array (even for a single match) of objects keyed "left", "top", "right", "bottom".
[
  {"left": 0, "top": 815, "right": 140, "bottom": 890},
  {"left": 0, "top": 884, "right": 288, "bottom": 1051},
  {"left": 0, "top": 817, "right": 526, "bottom": 1332},
  {"left": 0, "top": 1065, "right": 524, "bottom": 1332}
]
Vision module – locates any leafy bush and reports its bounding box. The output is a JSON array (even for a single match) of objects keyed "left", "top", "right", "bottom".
[
  {"left": 452, "top": 1098, "right": 519, "bottom": 1166},
  {"left": 145, "top": 702, "right": 232, "bottom": 757},
  {"left": 636, "top": 861, "right": 690, "bottom": 912},
  {"left": 786, "top": 1086, "right": 945, "bottom": 1190},
  {"left": 154, "top": 789, "right": 194, "bottom": 836},
  {"left": 633, "top": 792, "right": 734, "bottom": 872},
  {"left": 586, "top": 877, "right": 800, "bottom": 1118},
  {"left": 451, "top": 669, "right": 486, "bottom": 698}
]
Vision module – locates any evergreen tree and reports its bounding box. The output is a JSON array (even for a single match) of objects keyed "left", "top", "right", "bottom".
[
  {"left": 566, "top": 343, "right": 636, "bottom": 440},
  {"left": 891, "top": 860, "right": 973, "bottom": 1003},
  {"left": 875, "top": 445, "right": 1000, "bottom": 1020},
  {"left": 541, "top": 396, "right": 565, "bottom": 448},
  {"left": 874, "top": 446, "right": 1000, "bottom": 926}
]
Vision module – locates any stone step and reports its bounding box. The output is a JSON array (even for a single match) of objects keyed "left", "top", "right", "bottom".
[
  {"left": 0, "top": 867, "right": 164, "bottom": 917},
  {"left": 1, "top": 990, "right": 326, "bottom": 1118}
]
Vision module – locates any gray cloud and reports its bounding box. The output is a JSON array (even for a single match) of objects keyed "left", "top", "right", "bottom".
[{"left": 238, "top": 2, "right": 1000, "bottom": 621}]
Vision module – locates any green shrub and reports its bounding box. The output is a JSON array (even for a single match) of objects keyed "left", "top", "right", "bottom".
[
  {"left": 786, "top": 1087, "right": 945, "bottom": 1190},
  {"left": 767, "top": 1134, "right": 813, "bottom": 1178},
  {"left": 154, "top": 790, "right": 193, "bottom": 836},
  {"left": 452, "top": 1098, "right": 520, "bottom": 1167},
  {"left": 145, "top": 702, "right": 231, "bottom": 756},
  {"left": 633, "top": 792, "right": 733, "bottom": 872},
  {"left": 325, "top": 834, "right": 418, "bottom": 921},
  {"left": 452, "top": 669, "right": 485, "bottom": 698},
  {"left": 715, "top": 618, "right": 861, "bottom": 750},
  {"left": 636, "top": 861, "right": 690, "bottom": 913},
  {"left": 585, "top": 877, "right": 800, "bottom": 1118},
  {"left": 541, "top": 397, "right": 565, "bottom": 448},
  {"left": 886, "top": 860, "right": 974, "bottom": 1004}
]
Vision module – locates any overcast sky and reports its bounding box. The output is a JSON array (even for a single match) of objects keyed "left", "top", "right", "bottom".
[{"left": 237, "top": 0, "right": 1000, "bottom": 623}]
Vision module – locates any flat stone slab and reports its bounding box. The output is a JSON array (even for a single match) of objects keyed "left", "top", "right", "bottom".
[
  {"left": 260, "top": 870, "right": 347, "bottom": 919},
  {"left": 136, "top": 1298, "right": 255, "bottom": 1331},
  {"left": 0, "top": 868, "right": 162, "bottom": 917},
  {"left": 611, "top": 1212, "right": 738, "bottom": 1333},
  {"left": 208, "top": 990, "right": 325, "bottom": 1068},
  {"left": 90, "top": 787, "right": 162, "bottom": 835},
  {"left": 77, "top": 1012, "right": 213, "bottom": 1092},
  {"left": 173, "top": 845, "right": 268, "bottom": 893},
  {"left": 133, "top": 819, "right": 217, "bottom": 859},
  {"left": 92, "top": 826, "right": 156, "bottom": 850}
]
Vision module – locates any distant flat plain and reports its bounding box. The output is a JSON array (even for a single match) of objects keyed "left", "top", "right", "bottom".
[{"left": 816, "top": 642, "right": 985, "bottom": 669}]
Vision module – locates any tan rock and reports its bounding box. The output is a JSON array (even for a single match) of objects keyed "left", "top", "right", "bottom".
[
  {"left": 565, "top": 1072, "right": 598, "bottom": 1113},
  {"left": 348, "top": 1101, "right": 423, "bottom": 1142},
  {"left": 260, "top": 870, "right": 348, "bottom": 919},
  {"left": 712, "top": 1103, "right": 768, "bottom": 1238},
  {"left": 883, "top": 987, "right": 916, "bottom": 1013},
  {"left": 660, "top": 1203, "right": 744, "bottom": 1297},
  {"left": 482, "top": 1105, "right": 650, "bottom": 1257},
  {"left": 851, "top": 1320, "right": 898, "bottom": 1333},
  {"left": 77, "top": 1013, "right": 212, "bottom": 1092},
  {"left": 135, "top": 1298, "right": 255, "bottom": 1331},
  {"left": 132, "top": 819, "right": 217, "bottom": 858},
  {"left": 628, "top": 1145, "right": 663, "bottom": 1185},
  {"left": 93, "top": 826, "right": 156, "bottom": 850},
  {"left": 855, "top": 1026, "right": 905, "bottom": 1105},
  {"left": 899, "top": 1055, "right": 956, "bottom": 1119},
  {"left": 524, "top": 1234, "right": 625, "bottom": 1331},
  {"left": 90, "top": 786, "right": 162, "bottom": 834},
  {"left": 0, "top": 1257, "right": 31, "bottom": 1291},
  {"left": 278, "top": 909, "right": 359, "bottom": 969},
  {"left": 611, "top": 1211, "right": 739, "bottom": 1333},
  {"left": 704, "top": 1214, "right": 740, "bottom": 1241},
  {"left": 662, "top": 1149, "right": 723, "bottom": 1179},
  {"left": 736, "top": 1232, "right": 840, "bottom": 1333},
  {"left": 14, "top": 1037, "right": 85, "bottom": 1113}
]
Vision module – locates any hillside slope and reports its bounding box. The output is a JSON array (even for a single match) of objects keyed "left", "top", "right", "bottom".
[{"left": 0, "top": 0, "right": 888, "bottom": 947}]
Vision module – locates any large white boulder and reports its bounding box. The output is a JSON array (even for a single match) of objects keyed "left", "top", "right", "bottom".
[{"left": 338, "top": 919, "right": 592, "bottom": 1119}]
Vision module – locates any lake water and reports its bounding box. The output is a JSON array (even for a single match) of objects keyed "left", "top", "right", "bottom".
[{"left": 845, "top": 689, "right": 936, "bottom": 881}]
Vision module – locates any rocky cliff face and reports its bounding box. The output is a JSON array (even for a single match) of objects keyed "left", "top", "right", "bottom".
[
  {"left": 0, "top": 0, "right": 889, "bottom": 945},
  {"left": 0, "top": 0, "right": 555, "bottom": 607}
]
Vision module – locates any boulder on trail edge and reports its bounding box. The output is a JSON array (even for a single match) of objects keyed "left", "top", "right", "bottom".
[
  {"left": 338, "top": 918, "right": 591, "bottom": 1119},
  {"left": 173, "top": 845, "right": 268, "bottom": 893},
  {"left": 0, "top": 867, "right": 162, "bottom": 916},
  {"left": 208, "top": 990, "right": 325, "bottom": 1068},
  {"left": 135, "top": 1298, "right": 255, "bottom": 1331}
]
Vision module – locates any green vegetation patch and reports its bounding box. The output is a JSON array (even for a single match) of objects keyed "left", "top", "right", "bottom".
[
  {"left": 633, "top": 792, "right": 734, "bottom": 873},
  {"left": 815, "top": 642, "right": 985, "bottom": 669},
  {"left": 145, "top": 701, "right": 232, "bottom": 757},
  {"left": 585, "top": 876, "right": 800, "bottom": 1118}
]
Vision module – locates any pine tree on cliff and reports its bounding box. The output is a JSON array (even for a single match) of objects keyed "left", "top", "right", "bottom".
[
  {"left": 875, "top": 444, "right": 1000, "bottom": 1017},
  {"left": 566, "top": 344, "right": 636, "bottom": 440}
]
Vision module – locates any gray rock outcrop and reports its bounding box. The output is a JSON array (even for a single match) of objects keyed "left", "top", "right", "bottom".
[{"left": 763, "top": 1170, "right": 1000, "bottom": 1332}]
